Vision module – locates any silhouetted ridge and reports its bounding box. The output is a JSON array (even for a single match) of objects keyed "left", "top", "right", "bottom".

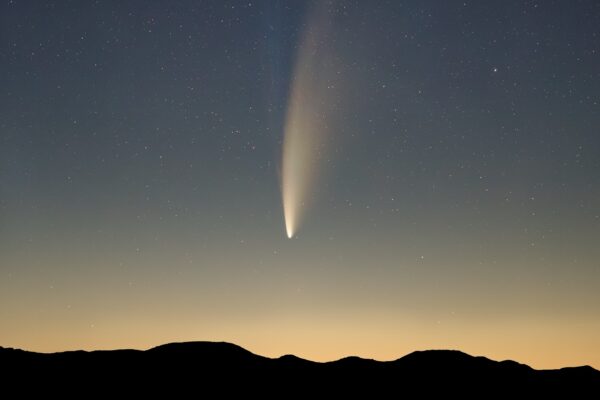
[
  {"left": 1, "top": 342, "right": 598, "bottom": 395},
  {"left": 150, "top": 341, "right": 264, "bottom": 358},
  {"left": 396, "top": 349, "right": 533, "bottom": 372},
  {"left": 146, "top": 341, "right": 269, "bottom": 371},
  {"left": 276, "top": 353, "right": 315, "bottom": 366}
]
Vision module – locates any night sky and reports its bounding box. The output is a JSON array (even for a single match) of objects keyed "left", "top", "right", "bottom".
[{"left": 1, "top": 0, "right": 599, "bottom": 369}]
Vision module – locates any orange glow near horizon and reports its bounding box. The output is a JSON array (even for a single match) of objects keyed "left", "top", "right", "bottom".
[
  {"left": 2, "top": 241, "right": 599, "bottom": 370},
  {"left": 2, "top": 309, "right": 599, "bottom": 370}
]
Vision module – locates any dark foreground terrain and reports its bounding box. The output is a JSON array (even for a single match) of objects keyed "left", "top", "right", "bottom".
[{"left": 1, "top": 341, "right": 598, "bottom": 395}]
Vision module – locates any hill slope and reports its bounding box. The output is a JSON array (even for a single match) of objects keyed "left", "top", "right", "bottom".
[{"left": 1, "top": 342, "right": 598, "bottom": 395}]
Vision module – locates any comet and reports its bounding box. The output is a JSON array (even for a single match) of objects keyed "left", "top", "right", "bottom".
[{"left": 281, "top": 5, "right": 334, "bottom": 239}]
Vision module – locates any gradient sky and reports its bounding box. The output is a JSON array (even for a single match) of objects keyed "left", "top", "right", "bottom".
[{"left": 1, "top": 0, "right": 599, "bottom": 369}]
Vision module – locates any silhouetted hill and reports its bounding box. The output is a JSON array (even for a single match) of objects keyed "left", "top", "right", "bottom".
[{"left": 1, "top": 342, "right": 598, "bottom": 395}]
